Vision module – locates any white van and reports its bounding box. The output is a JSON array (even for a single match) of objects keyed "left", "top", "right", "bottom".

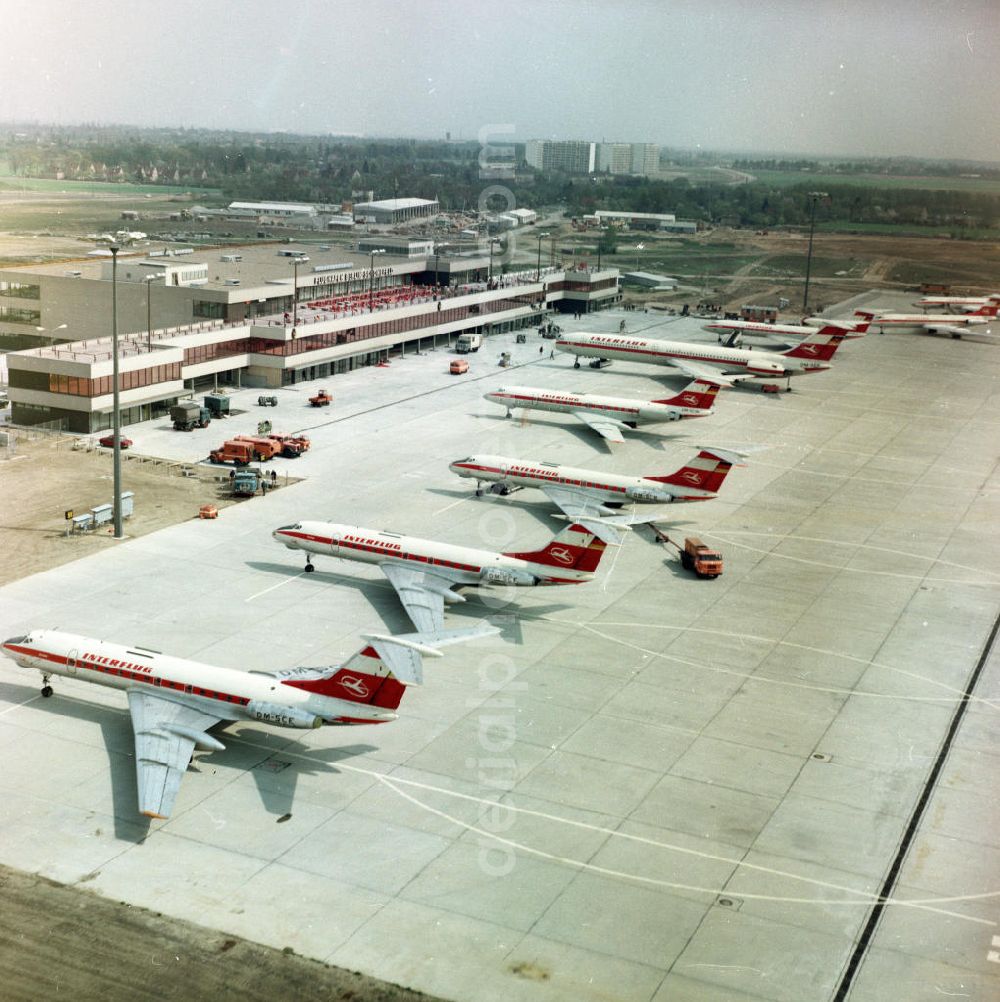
[{"left": 455, "top": 333, "right": 482, "bottom": 353}]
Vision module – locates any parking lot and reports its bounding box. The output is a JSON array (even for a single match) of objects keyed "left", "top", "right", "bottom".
[{"left": 1, "top": 298, "right": 999, "bottom": 1002}]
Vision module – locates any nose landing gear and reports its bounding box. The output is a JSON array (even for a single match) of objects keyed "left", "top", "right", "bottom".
[
  {"left": 41, "top": 674, "right": 53, "bottom": 698},
  {"left": 304, "top": 558, "right": 315, "bottom": 574}
]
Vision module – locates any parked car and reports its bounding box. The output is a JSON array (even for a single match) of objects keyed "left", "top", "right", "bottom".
[
  {"left": 450, "top": 359, "right": 469, "bottom": 374},
  {"left": 98, "top": 434, "right": 133, "bottom": 449}
]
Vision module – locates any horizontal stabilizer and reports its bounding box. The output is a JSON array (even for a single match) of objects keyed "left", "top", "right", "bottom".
[
  {"left": 364, "top": 624, "right": 499, "bottom": 685},
  {"left": 696, "top": 443, "right": 767, "bottom": 463},
  {"left": 572, "top": 514, "right": 630, "bottom": 545}
]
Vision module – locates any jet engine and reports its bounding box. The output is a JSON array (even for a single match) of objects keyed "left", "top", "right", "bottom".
[
  {"left": 480, "top": 566, "right": 537, "bottom": 587},
  {"left": 247, "top": 700, "right": 322, "bottom": 728},
  {"left": 625, "top": 486, "right": 672, "bottom": 502}
]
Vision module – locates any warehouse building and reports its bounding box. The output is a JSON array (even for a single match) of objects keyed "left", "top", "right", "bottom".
[{"left": 352, "top": 198, "right": 440, "bottom": 225}]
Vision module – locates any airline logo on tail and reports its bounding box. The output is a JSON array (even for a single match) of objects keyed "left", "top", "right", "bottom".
[
  {"left": 503, "top": 522, "right": 608, "bottom": 575},
  {"left": 679, "top": 470, "right": 704, "bottom": 485},
  {"left": 680, "top": 393, "right": 700, "bottom": 406},
  {"left": 338, "top": 674, "right": 371, "bottom": 698}
]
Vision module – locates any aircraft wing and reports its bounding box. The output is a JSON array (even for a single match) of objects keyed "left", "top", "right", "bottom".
[
  {"left": 380, "top": 562, "right": 460, "bottom": 635},
  {"left": 541, "top": 484, "right": 622, "bottom": 520},
  {"left": 665, "top": 357, "right": 739, "bottom": 386},
  {"left": 571, "top": 409, "right": 627, "bottom": 443},
  {"left": 127, "top": 690, "right": 223, "bottom": 820},
  {"left": 922, "top": 322, "right": 978, "bottom": 337}
]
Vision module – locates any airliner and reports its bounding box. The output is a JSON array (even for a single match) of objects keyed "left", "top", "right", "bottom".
[
  {"left": 1, "top": 628, "right": 476, "bottom": 818},
  {"left": 449, "top": 446, "right": 745, "bottom": 522},
  {"left": 703, "top": 318, "right": 867, "bottom": 348},
  {"left": 274, "top": 520, "right": 610, "bottom": 633},
  {"left": 483, "top": 378, "right": 720, "bottom": 443},
  {"left": 553, "top": 329, "right": 846, "bottom": 384},
  {"left": 855, "top": 306, "right": 996, "bottom": 337},
  {"left": 915, "top": 293, "right": 1000, "bottom": 313}
]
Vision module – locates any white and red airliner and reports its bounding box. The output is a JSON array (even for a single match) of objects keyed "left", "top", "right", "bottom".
[
  {"left": 703, "top": 318, "right": 867, "bottom": 348},
  {"left": 449, "top": 446, "right": 745, "bottom": 522},
  {"left": 855, "top": 305, "right": 997, "bottom": 337},
  {"left": 483, "top": 379, "right": 720, "bottom": 443},
  {"left": 553, "top": 329, "right": 846, "bottom": 384},
  {"left": 274, "top": 520, "right": 609, "bottom": 633},
  {"left": 915, "top": 293, "right": 1000, "bottom": 313},
  {"left": 1, "top": 628, "right": 466, "bottom": 819}
]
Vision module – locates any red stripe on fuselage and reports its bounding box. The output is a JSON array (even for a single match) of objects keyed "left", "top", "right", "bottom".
[{"left": 5, "top": 643, "right": 251, "bottom": 707}]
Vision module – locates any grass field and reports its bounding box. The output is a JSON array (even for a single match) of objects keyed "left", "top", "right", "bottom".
[
  {"left": 814, "top": 220, "right": 998, "bottom": 239},
  {"left": 750, "top": 169, "right": 1000, "bottom": 194},
  {"left": 0, "top": 172, "right": 221, "bottom": 198}
]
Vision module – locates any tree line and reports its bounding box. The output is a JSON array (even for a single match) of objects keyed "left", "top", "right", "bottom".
[{"left": 3, "top": 126, "right": 998, "bottom": 235}]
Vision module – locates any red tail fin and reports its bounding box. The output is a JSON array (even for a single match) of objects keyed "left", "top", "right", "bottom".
[
  {"left": 781, "top": 330, "right": 845, "bottom": 361},
  {"left": 854, "top": 310, "right": 876, "bottom": 321},
  {"left": 282, "top": 646, "right": 406, "bottom": 710},
  {"left": 503, "top": 522, "right": 607, "bottom": 574},
  {"left": 971, "top": 302, "right": 999, "bottom": 317},
  {"left": 652, "top": 379, "right": 721, "bottom": 411},
  {"left": 644, "top": 448, "right": 737, "bottom": 494}
]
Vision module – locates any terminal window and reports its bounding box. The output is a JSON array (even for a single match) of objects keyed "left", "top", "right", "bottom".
[{"left": 0, "top": 306, "right": 41, "bottom": 325}]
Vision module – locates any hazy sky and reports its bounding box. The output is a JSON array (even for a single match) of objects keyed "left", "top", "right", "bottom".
[{"left": 4, "top": 0, "right": 999, "bottom": 160}]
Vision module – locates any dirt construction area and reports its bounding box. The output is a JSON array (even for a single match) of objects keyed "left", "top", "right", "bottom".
[
  {"left": 0, "top": 435, "right": 436, "bottom": 1000},
  {"left": 0, "top": 865, "right": 437, "bottom": 1002},
  {"left": 0, "top": 434, "right": 242, "bottom": 587}
]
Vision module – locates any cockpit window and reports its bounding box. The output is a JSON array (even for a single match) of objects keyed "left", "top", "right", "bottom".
[
  {"left": 3, "top": 635, "right": 28, "bottom": 646},
  {"left": 278, "top": 523, "right": 301, "bottom": 531}
]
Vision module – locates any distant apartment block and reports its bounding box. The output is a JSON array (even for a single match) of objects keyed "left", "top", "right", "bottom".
[{"left": 525, "top": 139, "right": 659, "bottom": 176}]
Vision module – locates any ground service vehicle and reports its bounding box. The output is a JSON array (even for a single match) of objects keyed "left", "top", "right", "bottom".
[
  {"left": 456, "top": 333, "right": 482, "bottom": 353},
  {"left": 309, "top": 389, "right": 332, "bottom": 406},
  {"left": 258, "top": 395, "right": 278, "bottom": 407},
  {"left": 232, "top": 469, "right": 260, "bottom": 496},
  {"left": 204, "top": 393, "right": 230, "bottom": 418},
  {"left": 680, "top": 537, "right": 723, "bottom": 577},
  {"left": 450, "top": 359, "right": 469, "bottom": 374},
  {"left": 266, "top": 433, "right": 310, "bottom": 457},
  {"left": 170, "top": 402, "right": 211, "bottom": 431},
  {"left": 209, "top": 441, "right": 254, "bottom": 466},
  {"left": 232, "top": 435, "right": 282, "bottom": 461}
]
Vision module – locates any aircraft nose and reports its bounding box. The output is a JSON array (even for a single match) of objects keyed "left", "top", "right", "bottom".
[{"left": 2, "top": 635, "right": 28, "bottom": 651}]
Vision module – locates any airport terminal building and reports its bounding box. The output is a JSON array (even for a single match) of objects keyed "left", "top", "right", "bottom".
[{"left": 1, "top": 243, "right": 620, "bottom": 432}]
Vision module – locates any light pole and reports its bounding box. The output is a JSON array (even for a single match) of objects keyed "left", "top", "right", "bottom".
[
  {"left": 142, "top": 273, "right": 163, "bottom": 350},
  {"left": 109, "top": 243, "right": 124, "bottom": 539},
  {"left": 368, "top": 249, "right": 385, "bottom": 312},
  {"left": 634, "top": 242, "right": 645, "bottom": 271},
  {"left": 487, "top": 237, "right": 502, "bottom": 283},
  {"left": 292, "top": 254, "right": 310, "bottom": 327},
  {"left": 535, "top": 231, "right": 550, "bottom": 281},
  {"left": 802, "top": 192, "right": 827, "bottom": 313}
]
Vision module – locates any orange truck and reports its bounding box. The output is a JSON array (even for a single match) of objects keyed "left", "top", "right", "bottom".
[
  {"left": 680, "top": 537, "right": 723, "bottom": 578},
  {"left": 232, "top": 435, "right": 282, "bottom": 461},
  {"left": 309, "top": 389, "right": 332, "bottom": 407},
  {"left": 208, "top": 440, "right": 254, "bottom": 466},
  {"left": 654, "top": 529, "right": 723, "bottom": 578},
  {"left": 266, "top": 433, "right": 311, "bottom": 457}
]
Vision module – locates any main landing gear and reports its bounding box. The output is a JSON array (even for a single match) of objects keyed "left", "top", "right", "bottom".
[
  {"left": 573, "top": 359, "right": 581, "bottom": 368},
  {"left": 41, "top": 674, "right": 53, "bottom": 698},
  {"left": 304, "top": 557, "right": 315, "bottom": 574}
]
